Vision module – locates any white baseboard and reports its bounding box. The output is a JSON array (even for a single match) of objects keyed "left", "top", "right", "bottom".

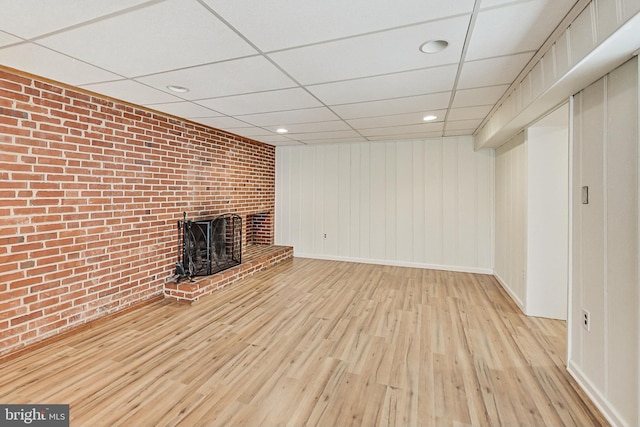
[
  {"left": 567, "top": 360, "right": 628, "bottom": 427},
  {"left": 293, "top": 252, "right": 493, "bottom": 275}
]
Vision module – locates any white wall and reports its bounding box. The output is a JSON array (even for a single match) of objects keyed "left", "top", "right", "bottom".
[
  {"left": 570, "top": 56, "right": 639, "bottom": 427},
  {"left": 275, "top": 136, "right": 494, "bottom": 273},
  {"left": 494, "top": 110, "right": 569, "bottom": 320},
  {"left": 494, "top": 132, "right": 527, "bottom": 308},
  {"left": 526, "top": 118, "right": 569, "bottom": 320}
]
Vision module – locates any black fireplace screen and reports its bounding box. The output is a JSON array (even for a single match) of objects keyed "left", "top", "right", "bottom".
[{"left": 182, "top": 213, "right": 242, "bottom": 276}]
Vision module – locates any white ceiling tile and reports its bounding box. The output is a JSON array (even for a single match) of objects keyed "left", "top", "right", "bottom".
[
  {"left": 269, "top": 15, "right": 469, "bottom": 84},
  {"left": 229, "top": 127, "right": 273, "bottom": 138},
  {"left": 269, "top": 121, "right": 351, "bottom": 134},
  {"left": 145, "top": 101, "right": 222, "bottom": 119},
  {"left": 204, "top": 0, "right": 475, "bottom": 52},
  {"left": 0, "top": 31, "right": 21, "bottom": 47},
  {"left": 0, "top": 43, "right": 120, "bottom": 85},
  {"left": 367, "top": 131, "right": 444, "bottom": 141},
  {"left": 447, "top": 105, "right": 493, "bottom": 121},
  {"left": 81, "top": 80, "right": 181, "bottom": 105},
  {"left": 191, "top": 116, "right": 252, "bottom": 129},
  {"left": 196, "top": 88, "right": 322, "bottom": 116},
  {"left": 136, "top": 56, "right": 296, "bottom": 100},
  {"left": 37, "top": 0, "right": 257, "bottom": 76},
  {"left": 331, "top": 92, "right": 451, "bottom": 119},
  {"left": 458, "top": 53, "right": 532, "bottom": 89},
  {"left": 359, "top": 122, "right": 443, "bottom": 137},
  {"left": 445, "top": 119, "right": 483, "bottom": 131},
  {"left": 288, "top": 130, "right": 362, "bottom": 141},
  {"left": 452, "top": 85, "right": 509, "bottom": 108},
  {"left": 237, "top": 107, "right": 341, "bottom": 127},
  {"left": 298, "top": 137, "right": 368, "bottom": 144},
  {"left": 268, "top": 140, "right": 305, "bottom": 146},
  {"left": 250, "top": 135, "right": 296, "bottom": 144},
  {"left": 347, "top": 110, "right": 447, "bottom": 130},
  {"left": 308, "top": 64, "right": 458, "bottom": 105},
  {"left": 0, "top": 0, "right": 582, "bottom": 146},
  {"left": 467, "top": 0, "right": 576, "bottom": 60},
  {"left": 0, "top": 0, "right": 151, "bottom": 38},
  {"left": 479, "top": 0, "right": 524, "bottom": 9}
]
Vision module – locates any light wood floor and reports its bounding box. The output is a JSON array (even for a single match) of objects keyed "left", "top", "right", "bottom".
[{"left": 0, "top": 258, "right": 607, "bottom": 426}]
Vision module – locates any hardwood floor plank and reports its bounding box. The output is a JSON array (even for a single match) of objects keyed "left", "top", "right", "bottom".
[{"left": 0, "top": 258, "right": 608, "bottom": 426}]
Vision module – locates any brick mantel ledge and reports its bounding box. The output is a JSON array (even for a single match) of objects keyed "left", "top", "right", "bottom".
[{"left": 164, "top": 245, "right": 293, "bottom": 303}]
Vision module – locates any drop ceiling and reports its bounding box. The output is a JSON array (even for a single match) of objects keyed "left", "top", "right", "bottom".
[{"left": 0, "top": 0, "right": 579, "bottom": 146}]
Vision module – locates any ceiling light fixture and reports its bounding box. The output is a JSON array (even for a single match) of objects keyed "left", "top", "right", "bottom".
[
  {"left": 166, "top": 85, "right": 189, "bottom": 93},
  {"left": 276, "top": 128, "right": 288, "bottom": 134},
  {"left": 423, "top": 115, "right": 438, "bottom": 122},
  {"left": 419, "top": 40, "right": 449, "bottom": 54}
]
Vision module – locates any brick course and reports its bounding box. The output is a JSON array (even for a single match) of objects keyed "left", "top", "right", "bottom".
[{"left": 0, "top": 68, "right": 276, "bottom": 356}]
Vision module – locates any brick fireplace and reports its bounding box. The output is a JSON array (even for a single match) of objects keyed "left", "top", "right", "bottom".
[
  {"left": 0, "top": 67, "right": 292, "bottom": 356},
  {"left": 246, "top": 211, "right": 273, "bottom": 245}
]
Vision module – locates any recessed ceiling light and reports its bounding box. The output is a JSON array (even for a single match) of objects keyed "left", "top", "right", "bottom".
[
  {"left": 276, "top": 128, "right": 288, "bottom": 134},
  {"left": 419, "top": 40, "right": 449, "bottom": 54},
  {"left": 423, "top": 115, "right": 438, "bottom": 122},
  {"left": 166, "top": 85, "right": 189, "bottom": 93}
]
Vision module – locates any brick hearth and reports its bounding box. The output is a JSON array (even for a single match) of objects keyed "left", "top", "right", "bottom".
[{"left": 164, "top": 244, "right": 293, "bottom": 303}]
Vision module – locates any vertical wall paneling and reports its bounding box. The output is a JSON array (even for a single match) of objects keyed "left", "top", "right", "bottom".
[
  {"left": 275, "top": 136, "right": 494, "bottom": 273},
  {"left": 525, "top": 114, "right": 569, "bottom": 320},
  {"left": 571, "top": 91, "right": 584, "bottom": 367},
  {"left": 338, "top": 144, "right": 351, "bottom": 257},
  {"left": 288, "top": 148, "right": 301, "bottom": 247},
  {"left": 312, "top": 147, "right": 325, "bottom": 254},
  {"left": 495, "top": 105, "right": 570, "bottom": 321},
  {"left": 442, "top": 140, "right": 459, "bottom": 266},
  {"left": 477, "top": 149, "right": 494, "bottom": 269},
  {"left": 567, "top": 95, "right": 576, "bottom": 363},
  {"left": 396, "top": 141, "right": 413, "bottom": 262},
  {"left": 424, "top": 140, "right": 444, "bottom": 265},
  {"left": 323, "top": 145, "right": 340, "bottom": 255},
  {"left": 385, "top": 144, "right": 397, "bottom": 261},
  {"left": 606, "top": 57, "right": 638, "bottom": 423},
  {"left": 623, "top": 0, "right": 640, "bottom": 20},
  {"left": 596, "top": 0, "right": 621, "bottom": 42},
  {"left": 348, "top": 144, "right": 361, "bottom": 259},
  {"left": 458, "top": 138, "right": 478, "bottom": 268},
  {"left": 412, "top": 141, "right": 426, "bottom": 262},
  {"left": 370, "top": 143, "right": 386, "bottom": 260},
  {"left": 570, "top": 56, "right": 639, "bottom": 427},
  {"left": 300, "top": 148, "right": 315, "bottom": 254},
  {"left": 359, "top": 145, "right": 371, "bottom": 259},
  {"left": 494, "top": 133, "right": 527, "bottom": 308},
  {"left": 580, "top": 77, "right": 607, "bottom": 389}
]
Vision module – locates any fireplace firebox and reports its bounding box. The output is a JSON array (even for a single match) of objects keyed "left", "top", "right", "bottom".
[{"left": 180, "top": 213, "right": 242, "bottom": 277}]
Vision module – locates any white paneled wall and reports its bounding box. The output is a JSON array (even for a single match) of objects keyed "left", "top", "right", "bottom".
[
  {"left": 275, "top": 136, "right": 494, "bottom": 273},
  {"left": 494, "top": 119, "right": 569, "bottom": 320},
  {"left": 494, "top": 132, "right": 527, "bottom": 308},
  {"left": 570, "top": 57, "right": 639, "bottom": 427},
  {"left": 525, "top": 124, "right": 569, "bottom": 320}
]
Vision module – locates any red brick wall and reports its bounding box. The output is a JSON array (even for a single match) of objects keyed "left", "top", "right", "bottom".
[{"left": 0, "top": 68, "right": 275, "bottom": 356}]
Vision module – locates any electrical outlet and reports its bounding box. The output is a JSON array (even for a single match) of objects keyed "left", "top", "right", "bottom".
[
  {"left": 323, "top": 233, "right": 327, "bottom": 239},
  {"left": 582, "top": 309, "right": 590, "bottom": 331}
]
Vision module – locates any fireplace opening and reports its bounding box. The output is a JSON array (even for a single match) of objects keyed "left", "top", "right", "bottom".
[
  {"left": 182, "top": 213, "right": 242, "bottom": 277},
  {"left": 246, "top": 211, "right": 272, "bottom": 245}
]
